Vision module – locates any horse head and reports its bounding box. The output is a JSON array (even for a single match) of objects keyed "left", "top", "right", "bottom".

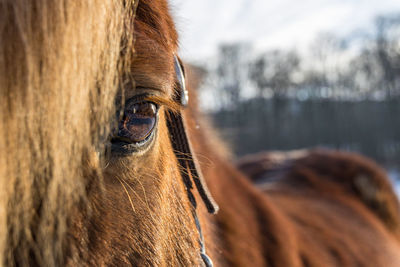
[{"left": 0, "top": 0, "right": 214, "bottom": 265}]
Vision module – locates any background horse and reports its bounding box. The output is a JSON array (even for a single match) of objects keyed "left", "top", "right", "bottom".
[{"left": 1, "top": 0, "right": 400, "bottom": 266}]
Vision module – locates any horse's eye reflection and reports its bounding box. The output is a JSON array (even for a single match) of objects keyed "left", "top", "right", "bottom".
[{"left": 115, "top": 102, "right": 158, "bottom": 144}]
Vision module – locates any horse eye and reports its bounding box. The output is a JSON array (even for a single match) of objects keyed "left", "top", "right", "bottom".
[{"left": 117, "top": 102, "right": 158, "bottom": 143}]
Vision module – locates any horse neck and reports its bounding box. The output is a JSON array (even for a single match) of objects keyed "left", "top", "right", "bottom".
[{"left": 182, "top": 94, "right": 297, "bottom": 266}]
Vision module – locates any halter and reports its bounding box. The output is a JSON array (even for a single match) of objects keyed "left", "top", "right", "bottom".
[{"left": 166, "top": 56, "right": 218, "bottom": 267}]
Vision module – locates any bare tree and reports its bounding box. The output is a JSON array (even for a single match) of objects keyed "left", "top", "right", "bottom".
[
  {"left": 249, "top": 50, "right": 300, "bottom": 98},
  {"left": 216, "top": 43, "right": 251, "bottom": 108}
]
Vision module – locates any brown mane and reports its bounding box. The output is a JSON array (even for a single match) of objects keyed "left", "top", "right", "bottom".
[
  {"left": 1, "top": 0, "right": 400, "bottom": 266},
  {"left": 0, "top": 1, "right": 133, "bottom": 265}
]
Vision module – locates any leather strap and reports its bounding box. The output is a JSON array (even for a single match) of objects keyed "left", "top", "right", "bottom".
[
  {"left": 166, "top": 55, "right": 218, "bottom": 267},
  {"left": 166, "top": 110, "right": 218, "bottom": 214},
  {"left": 169, "top": 55, "right": 218, "bottom": 214}
]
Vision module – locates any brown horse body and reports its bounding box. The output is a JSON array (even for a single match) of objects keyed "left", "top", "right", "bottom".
[{"left": 1, "top": 0, "right": 400, "bottom": 266}]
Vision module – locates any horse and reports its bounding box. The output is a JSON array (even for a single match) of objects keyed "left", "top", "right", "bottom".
[{"left": 1, "top": 0, "right": 400, "bottom": 266}]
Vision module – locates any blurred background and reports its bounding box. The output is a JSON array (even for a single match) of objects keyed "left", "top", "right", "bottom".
[{"left": 170, "top": 0, "right": 400, "bottom": 188}]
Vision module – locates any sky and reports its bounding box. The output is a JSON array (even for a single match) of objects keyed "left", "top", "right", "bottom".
[{"left": 169, "top": 0, "right": 400, "bottom": 62}]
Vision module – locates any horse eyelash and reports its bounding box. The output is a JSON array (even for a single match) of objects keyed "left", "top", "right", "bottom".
[
  {"left": 140, "top": 95, "right": 181, "bottom": 113},
  {"left": 121, "top": 92, "right": 181, "bottom": 114}
]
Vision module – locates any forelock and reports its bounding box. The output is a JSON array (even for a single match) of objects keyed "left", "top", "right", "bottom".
[{"left": 135, "top": 0, "right": 178, "bottom": 52}]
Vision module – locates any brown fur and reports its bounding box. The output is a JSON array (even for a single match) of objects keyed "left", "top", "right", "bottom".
[
  {"left": 236, "top": 150, "right": 308, "bottom": 182},
  {"left": 1, "top": 0, "right": 400, "bottom": 266},
  {"left": 238, "top": 149, "right": 400, "bottom": 236},
  {"left": 234, "top": 149, "right": 400, "bottom": 266}
]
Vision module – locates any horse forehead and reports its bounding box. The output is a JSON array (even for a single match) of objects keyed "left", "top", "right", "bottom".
[
  {"left": 132, "top": 0, "right": 179, "bottom": 95},
  {"left": 132, "top": 33, "right": 176, "bottom": 95},
  {"left": 135, "top": 0, "right": 178, "bottom": 51}
]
